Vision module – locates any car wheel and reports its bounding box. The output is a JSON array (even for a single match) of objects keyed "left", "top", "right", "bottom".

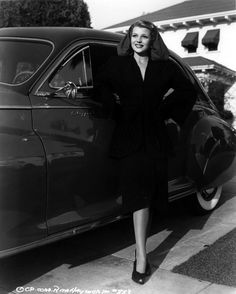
[{"left": 193, "top": 186, "right": 222, "bottom": 215}]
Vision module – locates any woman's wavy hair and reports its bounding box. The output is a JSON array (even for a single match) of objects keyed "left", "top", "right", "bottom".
[{"left": 117, "top": 20, "right": 169, "bottom": 60}]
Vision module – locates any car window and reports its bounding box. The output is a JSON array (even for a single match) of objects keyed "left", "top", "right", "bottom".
[
  {"left": 170, "top": 56, "right": 215, "bottom": 110},
  {"left": 49, "top": 46, "right": 92, "bottom": 89},
  {"left": 0, "top": 39, "right": 52, "bottom": 85}
]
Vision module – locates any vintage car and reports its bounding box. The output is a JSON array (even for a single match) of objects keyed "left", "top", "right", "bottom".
[{"left": 0, "top": 27, "right": 236, "bottom": 258}]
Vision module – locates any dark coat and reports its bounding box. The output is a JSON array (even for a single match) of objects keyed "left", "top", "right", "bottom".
[{"left": 96, "top": 55, "right": 196, "bottom": 159}]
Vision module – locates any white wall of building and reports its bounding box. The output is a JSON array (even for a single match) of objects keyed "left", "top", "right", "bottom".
[
  {"left": 160, "top": 21, "right": 236, "bottom": 124},
  {"left": 160, "top": 22, "right": 236, "bottom": 71}
]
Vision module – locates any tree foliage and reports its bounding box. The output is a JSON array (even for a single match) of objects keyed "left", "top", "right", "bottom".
[
  {"left": 0, "top": 0, "right": 91, "bottom": 28},
  {"left": 199, "top": 76, "right": 234, "bottom": 122}
]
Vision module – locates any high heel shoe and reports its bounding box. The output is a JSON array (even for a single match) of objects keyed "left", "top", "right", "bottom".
[{"left": 132, "top": 256, "right": 151, "bottom": 285}]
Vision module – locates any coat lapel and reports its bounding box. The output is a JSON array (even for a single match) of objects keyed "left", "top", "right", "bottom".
[{"left": 129, "top": 56, "right": 144, "bottom": 84}]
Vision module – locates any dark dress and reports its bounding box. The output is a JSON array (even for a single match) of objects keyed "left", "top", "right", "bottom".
[{"left": 96, "top": 55, "right": 196, "bottom": 213}]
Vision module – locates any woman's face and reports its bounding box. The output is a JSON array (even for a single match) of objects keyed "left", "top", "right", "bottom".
[{"left": 131, "top": 26, "right": 152, "bottom": 56}]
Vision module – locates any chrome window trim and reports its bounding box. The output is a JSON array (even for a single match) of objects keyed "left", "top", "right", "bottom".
[
  {"left": 0, "top": 37, "right": 54, "bottom": 87},
  {"left": 49, "top": 45, "right": 90, "bottom": 89},
  {"left": 34, "top": 40, "right": 118, "bottom": 97},
  {"left": 82, "top": 50, "right": 88, "bottom": 86}
]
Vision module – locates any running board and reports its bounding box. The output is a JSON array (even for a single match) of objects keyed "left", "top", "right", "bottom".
[
  {"left": 0, "top": 214, "right": 129, "bottom": 259},
  {"left": 168, "top": 177, "right": 196, "bottom": 202}
]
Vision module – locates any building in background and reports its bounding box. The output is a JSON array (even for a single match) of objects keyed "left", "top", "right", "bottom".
[{"left": 104, "top": 0, "right": 236, "bottom": 122}]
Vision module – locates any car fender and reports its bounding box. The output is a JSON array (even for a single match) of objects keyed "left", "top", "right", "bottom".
[{"left": 186, "top": 115, "right": 236, "bottom": 190}]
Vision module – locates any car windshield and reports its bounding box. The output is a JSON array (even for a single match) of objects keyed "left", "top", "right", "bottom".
[{"left": 0, "top": 39, "right": 52, "bottom": 85}]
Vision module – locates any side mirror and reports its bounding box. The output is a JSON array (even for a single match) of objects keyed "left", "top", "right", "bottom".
[{"left": 52, "top": 81, "right": 78, "bottom": 99}]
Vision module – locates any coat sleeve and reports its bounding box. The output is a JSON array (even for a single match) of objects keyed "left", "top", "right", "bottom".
[
  {"left": 160, "top": 60, "right": 197, "bottom": 125},
  {"left": 93, "top": 56, "right": 119, "bottom": 118}
]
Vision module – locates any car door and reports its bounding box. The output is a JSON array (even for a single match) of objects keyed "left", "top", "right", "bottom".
[
  {"left": 30, "top": 42, "right": 121, "bottom": 234},
  {"left": 165, "top": 58, "right": 197, "bottom": 197},
  {"left": 0, "top": 38, "right": 49, "bottom": 253}
]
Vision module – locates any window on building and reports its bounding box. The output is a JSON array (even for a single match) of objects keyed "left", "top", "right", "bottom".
[
  {"left": 202, "top": 29, "right": 220, "bottom": 51},
  {"left": 181, "top": 32, "right": 199, "bottom": 53}
]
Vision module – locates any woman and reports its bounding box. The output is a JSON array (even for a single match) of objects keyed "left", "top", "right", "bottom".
[{"left": 97, "top": 20, "right": 196, "bottom": 284}]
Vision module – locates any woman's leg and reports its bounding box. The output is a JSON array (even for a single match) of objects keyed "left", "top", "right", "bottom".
[{"left": 133, "top": 207, "right": 150, "bottom": 273}]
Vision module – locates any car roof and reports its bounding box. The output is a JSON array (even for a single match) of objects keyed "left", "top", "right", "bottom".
[{"left": 0, "top": 27, "right": 123, "bottom": 47}]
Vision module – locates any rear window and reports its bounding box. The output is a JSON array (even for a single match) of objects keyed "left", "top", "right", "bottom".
[{"left": 0, "top": 39, "right": 52, "bottom": 85}]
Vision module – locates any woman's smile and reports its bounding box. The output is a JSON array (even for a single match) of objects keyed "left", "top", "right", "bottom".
[
  {"left": 135, "top": 43, "right": 144, "bottom": 48},
  {"left": 131, "top": 26, "right": 152, "bottom": 56}
]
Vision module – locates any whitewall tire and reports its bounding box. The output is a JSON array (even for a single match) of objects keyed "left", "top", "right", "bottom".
[{"left": 193, "top": 186, "right": 222, "bottom": 214}]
